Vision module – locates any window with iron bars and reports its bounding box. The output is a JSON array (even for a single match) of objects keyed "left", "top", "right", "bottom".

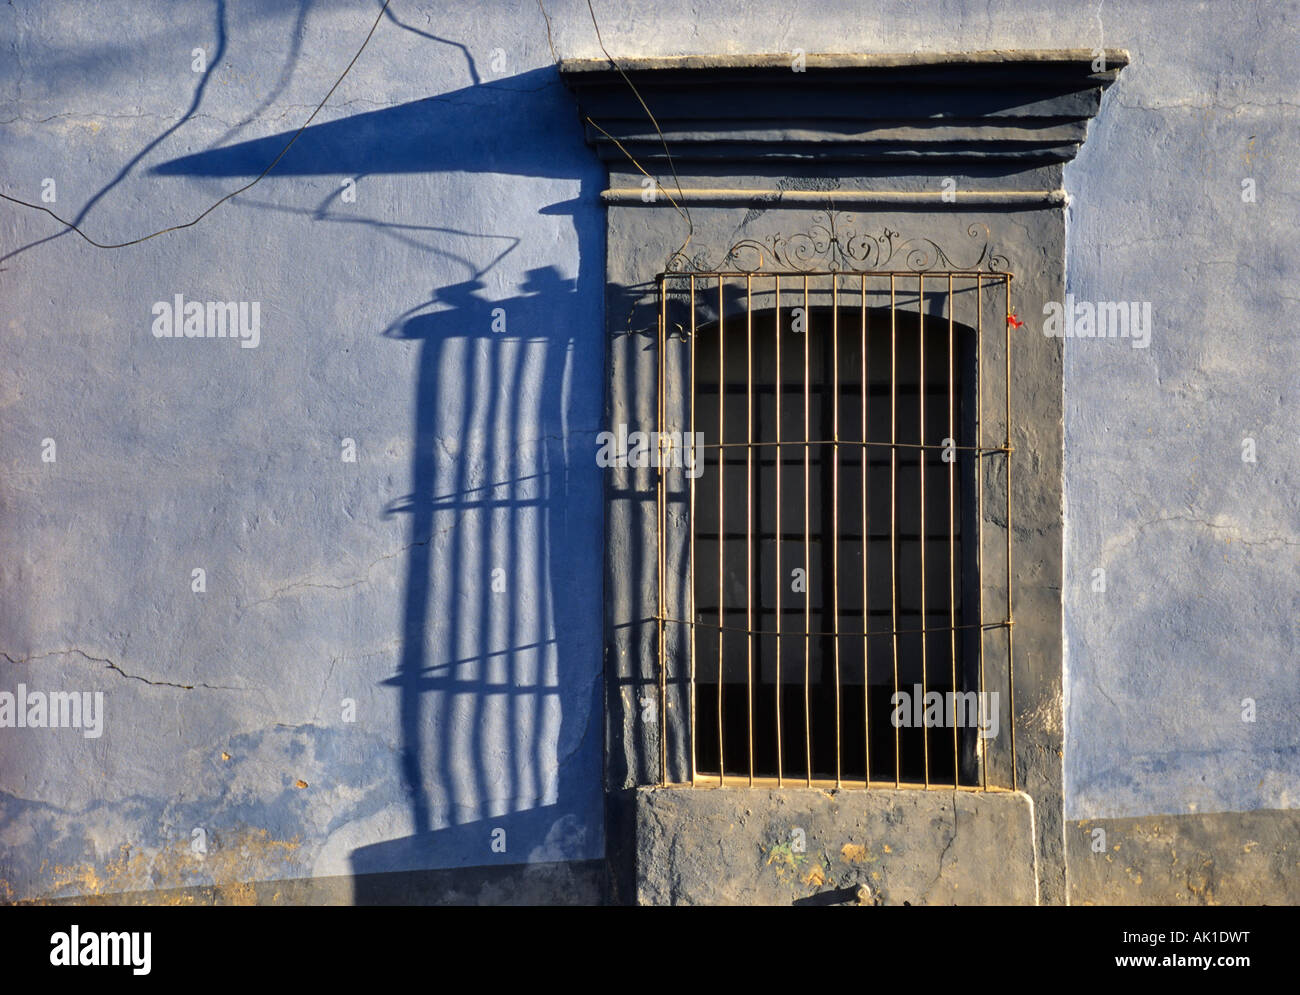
[{"left": 653, "top": 269, "right": 1017, "bottom": 791}]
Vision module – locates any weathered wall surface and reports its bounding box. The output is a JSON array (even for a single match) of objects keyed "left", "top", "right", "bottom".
[
  {"left": 1, "top": 0, "right": 1295, "bottom": 902},
  {"left": 0, "top": 0, "right": 607, "bottom": 902},
  {"left": 633, "top": 786, "right": 1039, "bottom": 906},
  {"left": 1069, "top": 811, "right": 1300, "bottom": 905}
]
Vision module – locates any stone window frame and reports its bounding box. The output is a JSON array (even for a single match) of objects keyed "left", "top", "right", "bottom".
[{"left": 562, "top": 51, "right": 1126, "bottom": 905}]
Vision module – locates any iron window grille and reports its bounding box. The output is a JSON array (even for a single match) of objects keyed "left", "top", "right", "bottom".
[{"left": 651, "top": 248, "right": 1019, "bottom": 792}]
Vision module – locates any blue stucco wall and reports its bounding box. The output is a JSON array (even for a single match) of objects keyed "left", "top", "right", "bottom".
[
  {"left": 1, "top": 0, "right": 1295, "bottom": 899},
  {"left": 0, "top": 0, "right": 607, "bottom": 898}
]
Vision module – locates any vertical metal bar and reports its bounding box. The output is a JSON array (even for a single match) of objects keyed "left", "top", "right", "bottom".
[
  {"left": 803, "top": 274, "right": 812, "bottom": 786},
  {"left": 861, "top": 273, "right": 870, "bottom": 786},
  {"left": 832, "top": 276, "right": 842, "bottom": 787},
  {"left": 918, "top": 274, "right": 929, "bottom": 788},
  {"left": 948, "top": 273, "right": 958, "bottom": 787},
  {"left": 657, "top": 281, "right": 667, "bottom": 785},
  {"left": 890, "top": 274, "right": 899, "bottom": 788},
  {"left": 689, "top": 276, "right": 698, "bottom": 783},
  {"left": 717, "top": 276, "right": 726, "bottom": 785},
  {"left": 976, "top": 275, "right": 987, "bottom": 791},
  {"left": 1005, "top": 275, "right": 1017, "bottom": 792},
  {"left": 774, "top": 275, "right": 783, "bottom": 786},
  {"left": 746, "top": 274, "right": 755, "bottom": 786}
]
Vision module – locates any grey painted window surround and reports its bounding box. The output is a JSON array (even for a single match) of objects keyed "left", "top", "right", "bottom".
[{"left": 562, "top": 52, "right": 1126, "bottom": 904}]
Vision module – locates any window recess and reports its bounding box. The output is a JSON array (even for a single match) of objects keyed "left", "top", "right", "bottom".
[{"left": 654, "top": 260, "right": 1017, "bottom": 790}]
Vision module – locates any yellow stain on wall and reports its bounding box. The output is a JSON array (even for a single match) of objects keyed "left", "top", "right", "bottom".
[
  {"left": 841, "top": 843, "right": 872, "bottom": 864},
  {"left": 33, "top": 828, "right": 302, "bottom": 906}
]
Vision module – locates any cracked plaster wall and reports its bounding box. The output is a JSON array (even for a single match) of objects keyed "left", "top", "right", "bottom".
[{"left": 0, "top": 0, "right": 606, "bottom": 902}]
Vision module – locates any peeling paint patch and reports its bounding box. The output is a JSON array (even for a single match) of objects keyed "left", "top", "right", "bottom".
[
  {"left": 841, "top": 843, "right": 871, "bottom": 864},
  {"left": 29, "top": 828, "right": 302, "bottom": 905}
]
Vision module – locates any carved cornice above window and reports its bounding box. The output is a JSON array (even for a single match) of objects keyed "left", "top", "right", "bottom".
[{"left": 561, "top": 51, "right": 1128, "bottom": 203}]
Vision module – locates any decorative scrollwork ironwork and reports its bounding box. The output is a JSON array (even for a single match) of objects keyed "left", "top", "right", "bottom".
[{"left": 667, "top": 212, "right": 1009, "bottom": 274}]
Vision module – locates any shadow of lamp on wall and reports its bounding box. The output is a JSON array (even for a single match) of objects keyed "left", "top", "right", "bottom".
[{"left": 152, "top": 68, "right": 607, "bottom": 898}]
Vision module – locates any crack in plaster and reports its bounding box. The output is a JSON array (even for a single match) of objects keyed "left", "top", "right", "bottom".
[
  {"left": 1099, "top": 513, "right": 1300, "bottom": 560},
  {"left": 241, "top": 536, "right": 439, "bottom": 612},
  {"left": 924, "top": 794, "right": 961, "bottom": 902},
  {"left": 1, "top": 649, "right": 246, "bottom": 691}
]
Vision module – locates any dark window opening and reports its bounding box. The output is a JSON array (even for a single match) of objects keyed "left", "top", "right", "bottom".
[{"left": 687, "top": 294, "right": 987, "bottom": 787}]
